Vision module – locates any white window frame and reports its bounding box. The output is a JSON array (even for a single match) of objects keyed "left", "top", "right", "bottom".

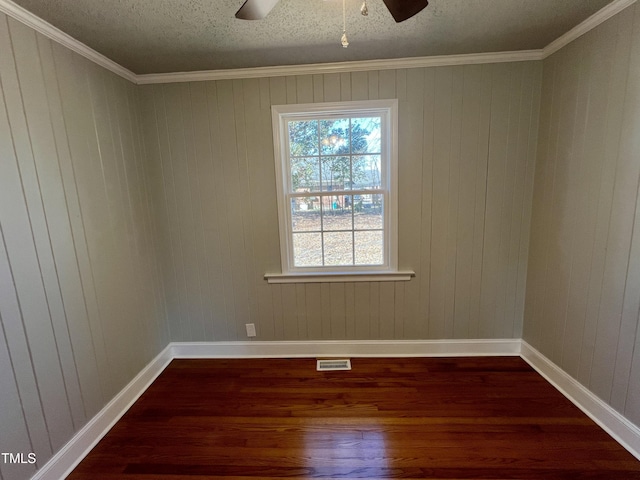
[{"left": 266, "top": 99, "right": 412, "bottom": 284}]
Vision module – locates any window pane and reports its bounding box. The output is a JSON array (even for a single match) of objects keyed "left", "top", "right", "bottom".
[
  {"left": 352, "top": 155, "right": 381, "bottom": 189},
  {"left": 320, "top": 119, "right": 349, "bottom": 155},
  {"left": 323, "top": 232, "right": 353, "bottom": 266},
  {"left": 293, "top": 233, "right": 323, "bottom": 267},
  {"left": 351, "top": 117, "right": 381, "bottom": 154},
  {"left": 291, "top": 157, "right": 320, "bottom": 192},
  {"left": 289, "top": 120, "right": 318, "bottom": 156},
  {"left": 354, "top": 194, "right": 383, "bottom": 230},
  {"left": 354, "top": 231, "right": 383, "bottom": 265},
  {"left": 291, "top": 200, "right": 321, "bottom": 232},
  {"left": 322, "top": 196, "right": 352, "bottom": 231},
  {"left": 321, "top": 156, "right": 350, "bottom": 191}
]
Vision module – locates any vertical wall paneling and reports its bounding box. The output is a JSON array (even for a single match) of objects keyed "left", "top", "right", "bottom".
[
  {"left": 127, "top": 77, "right": 166, "bottom": 359},
  {"left": 578, "top": 14, "right": 627, "bottom": 387},
  {"left": 153, "top": 84, "right": 189, "bottom": 341},
  {"left": 295, "top": 75, "right": 313, "bottom": 104},
  {"left": 390, "top": 70, "right": 404, "bottom": 340},
  {"left": 181, "top": 82, "right": 209, "bottom": 341},
  {"left": 166, "top": 83, "right": 204, "bottom": 341},
  {"left": 378, "top": 282, "right": 395, "bottom": 339},
  {"left": 479, "top": 63, "right": 511, "bottom": 338},
  {"left": 351, "top": 71, "right": 368, "bottom": 101},
  {"left": 139, "top": 85, "right": 179, "bottom": 342},
  {"left": 85, "top": 61, "right": 137, "bottom": 384},
  {"left": 611, "top": 1, "right": 640, "bottom": 414},
  {"left": 455, "top": 64, "right": 483, "bottom": 339},
  {"left": 590, "top": 8, "right": 637, "bottom": 402},
  {"left": 444, "top": 67, "right": 463, "bottom": 339},
  {"left": 234, "top": 78, "right": 262, "bottom": 339},
  {"left": 0, "top": 15, "right": 74, "bottom": 452},
  {"left": 320, "top": 283, "right": 331, "bottom": 339},
  {"left": 41, "top": 36, "right": 111, "bottom": 415},
  {"left": 468, "top": 64, "right": 494, "bottom": 338},
  {"left": 0, "top": 12, "right": 167, "bottom": 477},
  {"left": 367, "top": 71, "right": 379, "bottom": 100},
  {"left": 330, "top": 283, "right": 346, "bottom": 340},
  {"left": 0, "top": 223, "right": 51, "bottom": 462},
  {"left": 240, "top": 78, "right": 265, "bottom": 340},
  {"left": 296, "top": 283, "right": 309, "bottom": 339},
  {"left": 323, "top": 73, "right": 341, "bottom": 102},
  {"left": 131, "top": 83, "right": 170, "bottom": 349},
  {"left": 0, "top": 311, "right": 35, "bottom": 480},
  {"left": 281, "top": 284, "right": 298, "bottom": 340},
  {"left": 551, "top": 39, "right": 589, "bottom": 368},
  {"left": 495, "top": 64, "right": 522, "bottom": 339},
  {"left": 400, "top": 68, "right": 424, "bottom": 339},
  {"left": 188, "top": 82, "right": 216, "bottom": 340},
  {"left": 340, "top": 72, "right": 351, "bottom": 101},
  {"left": 219, "top": 78, "right": 253, "bottom": 340},
  {"left": 514, "top": 62, "right": 542, "bottom": 338},
  {"left": 525, "top": 2, "right": 640, "bottom": 426},
  {"left": 53, "top": 44, "right": 116, "bottom": 400},
  {"left": 9, "top": 19, "right": 87, "bottom": 430},
  {"left": 208, "top": 81, "right": 237, "bottom": 340},
  {"left": 305, "top": 283, "right": 322, "bottom": 340},
  {"left": 140, "top": 63, "right": 542, "bottom": 343},
  {"left": 369, "top": 282, "right": 380, "bottom": 339},
  {"left": 268, "top": 77, "right": 288, "bottom": 339},
  {"left": 419, "top": 67, "right": 435, "bottom": 339},
  {"left": 313, "top": 74, "right": 324, "bottom": 102},
  {"left": 430, "top": 66, "right": 453, "bottom": 338}
]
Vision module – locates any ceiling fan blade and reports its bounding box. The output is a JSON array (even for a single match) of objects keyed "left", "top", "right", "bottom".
[
  {"left": 382, "top": 0, "right": 429, "bottom": 22},
  {"left": 235, "top": 0, "right": 280, "bottom": 20}
]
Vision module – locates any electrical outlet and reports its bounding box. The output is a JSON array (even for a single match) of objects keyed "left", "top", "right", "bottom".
[{"left": 245, "top": 323, "right": 257, "bottom": 337}]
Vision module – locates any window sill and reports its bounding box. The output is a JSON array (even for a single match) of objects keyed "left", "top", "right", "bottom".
[{"left": 264, "top": 271, "right": 415, "bottom": 284}]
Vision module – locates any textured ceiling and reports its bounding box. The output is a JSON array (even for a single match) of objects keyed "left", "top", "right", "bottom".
[{"left": 12, "top": 0, "right": 614, "bottom": 74}]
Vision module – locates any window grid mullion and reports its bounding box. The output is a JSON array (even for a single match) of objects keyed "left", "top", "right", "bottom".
[
  {"left": 349, "top": 118, "right": 355, "bottom": 265},
  {"left": 317, "top": 120, "right": 326, "bottom": 267},
  {"left": 289, "top": 188, "right": 384, "bottom": 198}
]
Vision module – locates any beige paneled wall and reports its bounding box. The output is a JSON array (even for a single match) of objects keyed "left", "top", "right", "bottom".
[
  {"left": 524, "top": 2, "right": 640, "bottom": 425},
  {"left": 0, "top": 13, "right": 167, "bottom": 480},
  {"left": 140, "top": 61, "right": 542, "bottom": 343}
]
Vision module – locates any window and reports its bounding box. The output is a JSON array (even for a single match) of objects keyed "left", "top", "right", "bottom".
[{"left": 268, "top": 100, "right": 410, "bottom": 283}]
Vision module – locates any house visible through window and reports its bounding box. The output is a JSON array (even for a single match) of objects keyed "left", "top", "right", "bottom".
[{"left": 270, "top": 100, "right": 400, "bottom": 280}]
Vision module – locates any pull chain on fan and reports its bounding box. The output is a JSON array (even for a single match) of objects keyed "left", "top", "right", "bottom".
[
  {"left": 360, "top": 0, "right": 368, "bottom": 16},
  {"left": 341, "top": 0, "right": 349, "bottom": 48}
]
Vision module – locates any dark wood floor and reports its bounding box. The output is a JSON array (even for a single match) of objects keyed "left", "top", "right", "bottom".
[{"left": 68, "top": 357, "right": 640, "bottom": 479}]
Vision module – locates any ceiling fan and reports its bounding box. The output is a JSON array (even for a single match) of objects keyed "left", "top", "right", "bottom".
[{"left": 235, "top": 0, "right": 429, "bottom": 23}]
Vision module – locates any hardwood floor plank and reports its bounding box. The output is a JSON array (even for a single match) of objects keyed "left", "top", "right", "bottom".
[{"left": 68, "top": 357, "right": 640, "bottom": 479}]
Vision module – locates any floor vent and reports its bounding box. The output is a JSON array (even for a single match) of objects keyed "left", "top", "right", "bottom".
[{"left": 317, "top": 359, "right": 352, "bottom": 371}]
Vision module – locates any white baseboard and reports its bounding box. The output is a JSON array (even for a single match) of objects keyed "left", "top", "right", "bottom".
[
  {"left": 31, "top": 345, "right": 173, "bottom": 480},
  {"left": 520, "top": 341, "right": 640, "bottom": 461},
  {"left": 32, "top": 338, "right": 640, "bottom": 479},
  {"left": 169, "top": 338, "right": 522, "bottom": 359}
]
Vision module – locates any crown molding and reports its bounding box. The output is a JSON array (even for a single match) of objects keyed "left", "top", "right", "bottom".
[
  {"left": 136, "top": 50, "right": 544, "bottom": 85},
  {"left": 543, "top": 0, "right": 638, "bottom": 58},
  {"left": 0, "top": 0, "right": 136, "bottom": 83}
]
